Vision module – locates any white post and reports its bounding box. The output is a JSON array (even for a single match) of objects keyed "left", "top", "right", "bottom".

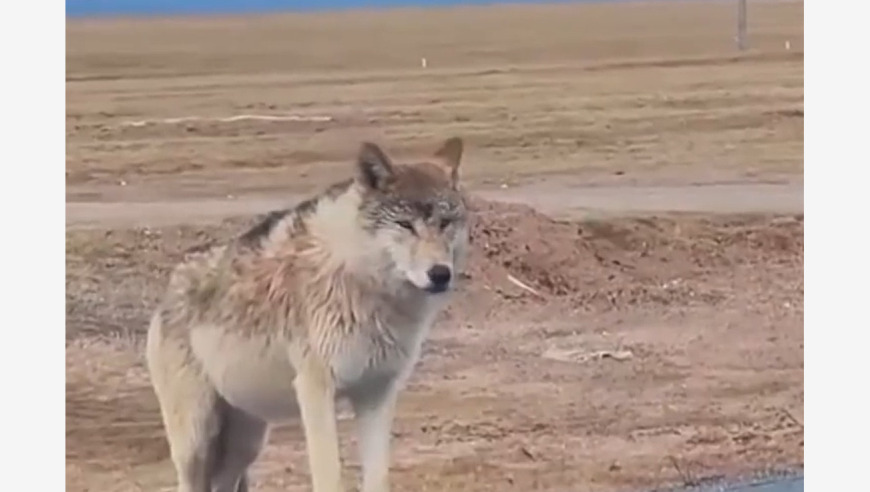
[{"left": 737, "top": 0, "right": 748, "bottom": 51}]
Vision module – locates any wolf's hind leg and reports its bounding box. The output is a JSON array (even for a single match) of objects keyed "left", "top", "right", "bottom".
[
  {"left": 210, "top": 403, "right": 269, "bottom": 492},
  {"left": 151, "top": 371, "right": 223, "bottom": 492},
  {"left": 148, "top": 331, "right": 223, "bottom": 492}
]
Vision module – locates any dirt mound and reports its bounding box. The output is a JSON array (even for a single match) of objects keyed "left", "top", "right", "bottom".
[
  {"left": 453, "top": 198, "right": 803, "bottom": 314},
  {"left": 65, "top": 199, "right": 803, "bottom": 338}
]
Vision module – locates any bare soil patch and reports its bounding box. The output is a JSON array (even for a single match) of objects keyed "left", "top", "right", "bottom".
[{"left": 66, "top": 199, "right": 803, "bottom": 492}]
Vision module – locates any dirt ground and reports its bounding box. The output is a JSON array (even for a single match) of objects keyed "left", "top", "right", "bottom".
[{"left": 65, "top": 1, "right": 804, "bottom": 491}]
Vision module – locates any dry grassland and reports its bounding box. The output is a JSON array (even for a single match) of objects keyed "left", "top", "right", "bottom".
[{"left": 67, "top": 0, "right": 803, "bottom": 198}]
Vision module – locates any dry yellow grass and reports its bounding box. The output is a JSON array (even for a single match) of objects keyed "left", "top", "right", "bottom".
[
  {"left": 66, "top": 0, "right": 803, "bottom": 198},
  {"left": 67, "top": 1, "right": 802, "bottom": 76}
]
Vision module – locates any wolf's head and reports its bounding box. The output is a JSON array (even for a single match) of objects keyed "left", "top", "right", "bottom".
[{"left": 353, "top": 137, "right": 470, "bottom": 295}]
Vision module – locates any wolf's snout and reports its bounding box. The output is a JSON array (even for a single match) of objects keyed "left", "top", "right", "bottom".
[{"left": 426, "top": 264, "right": 452, "bottom": 292}]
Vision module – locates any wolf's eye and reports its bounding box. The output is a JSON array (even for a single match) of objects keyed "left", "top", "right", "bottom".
[
  {"left": 396, "top": 220, "right": 415, "bottom": 233},
  {"left": 439, "top": 218, "right": 452, "bottom": 230}
]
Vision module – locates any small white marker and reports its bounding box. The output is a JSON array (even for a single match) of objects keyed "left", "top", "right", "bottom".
[
  {"left": 421, "top": 57, "right": 428, "bottom": 68},
  {"left": 785, "top": 40, "right": 791, "bottom": 50}
]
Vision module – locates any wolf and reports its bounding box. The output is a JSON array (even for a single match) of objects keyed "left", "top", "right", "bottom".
[{"left": 145, "top": 137, "right": 470, "bottom": 492}]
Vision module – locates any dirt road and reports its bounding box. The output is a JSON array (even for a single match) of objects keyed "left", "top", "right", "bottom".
[{"left": 66, "top": 177, "right": 803, "bottom": 230}]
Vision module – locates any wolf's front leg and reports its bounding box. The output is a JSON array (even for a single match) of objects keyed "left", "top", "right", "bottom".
[
  {"left": 350, "top": 382, "right": 400, "bottom": 492},
  {"left": 294, "top": 363, "right": 345, "bottom": 492}
]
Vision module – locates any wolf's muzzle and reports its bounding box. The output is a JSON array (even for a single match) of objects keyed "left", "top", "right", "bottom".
[{"left": 425, "top": 264, "right": 452, "bottom": 293}]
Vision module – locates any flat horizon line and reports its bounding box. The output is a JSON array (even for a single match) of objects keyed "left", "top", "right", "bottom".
[{"left": 65, "top": 0, "right": 738, "bottom": 20}]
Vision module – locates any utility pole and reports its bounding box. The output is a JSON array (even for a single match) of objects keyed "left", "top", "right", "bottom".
[{"left": 737, "top": 0, "right": 748, "bottom": 51}]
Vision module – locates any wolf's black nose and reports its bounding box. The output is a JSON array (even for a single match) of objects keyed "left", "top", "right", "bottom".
[{"left": 427, "top": 264, "right": 452, "bottom": 290}]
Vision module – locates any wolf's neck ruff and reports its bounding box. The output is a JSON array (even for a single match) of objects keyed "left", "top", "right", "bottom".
[{"left": 242, "top": 182, "right": 408, "bottom": 295}]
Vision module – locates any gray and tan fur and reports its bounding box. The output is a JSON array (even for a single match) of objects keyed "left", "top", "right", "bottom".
[{"left": 146, "top": 137, "right": 470, "bottom": 492}]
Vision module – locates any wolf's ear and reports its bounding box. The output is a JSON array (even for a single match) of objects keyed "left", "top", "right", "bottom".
[
  {"left": 356, "top": 142, "right": 394, "bottom": 191},
  {"left": 433, "top": 137, "right": 463, "bottom": 186}
]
